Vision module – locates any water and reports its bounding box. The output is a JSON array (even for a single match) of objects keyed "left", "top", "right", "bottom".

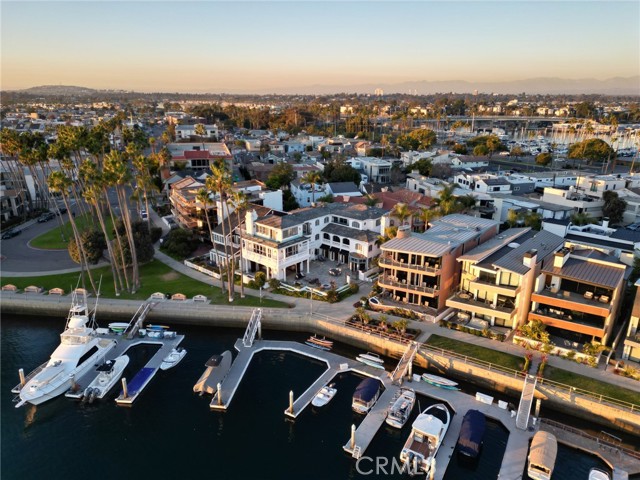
[{"left": 0, "top": 315, "right": 619, "bottom": 480}]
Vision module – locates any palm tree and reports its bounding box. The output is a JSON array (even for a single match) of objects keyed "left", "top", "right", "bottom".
[
  {"left": 417, "top": 207, "right": 438, "bottom": 232},
  {"left": 231, "top": 190, "right": 248, "bottom": 298},
  {"left": 48, "top": 171, "right": 98, "bottom": 294},
  {"left": 435, "top": 184, "right": 460, "bottom": 216},
  {"left": 364, "top": 195, "right": 378, "bottom": 207},
  {"left": 391, "top": 203, "right": 412, "bottom": 228},
  {"left": 302, "top": 170, "right": 323, "bottom": 205}
]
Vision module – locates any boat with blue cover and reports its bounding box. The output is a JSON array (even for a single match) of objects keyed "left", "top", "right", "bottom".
[
  {"left": 352, "top": 377, "right": 381, "bottom": 414},
  {"left": 456, "top": 409, "right": 486, "bottom": 460}
]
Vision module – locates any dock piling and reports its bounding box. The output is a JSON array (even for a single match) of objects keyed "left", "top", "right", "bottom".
[
  {"left": 289, "top": 390, "right": 294, "bottom": 415},
  {"left": 18, "top": 368, "right": 25, "bottom": 387},
  {"left": 350, "top": 424, "right": 356, "bottom": 450},
  {"left": 121, "top": 378, "right": 128, "bottom": 399},
  {"left": 217, "top": 383, "right": 222, "bottom": 406},
  {"left": 70, "top": 374, "right": 76, "bottom": 391}
]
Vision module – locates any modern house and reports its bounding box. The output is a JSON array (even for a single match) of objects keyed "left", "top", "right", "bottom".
[
  {"left": 540, "top": 187, "right": 605, "bottom": 219},
  {"left": 446, "top": 229, "right": 565, "bottom": 330},
  {"left": 167, "top": 142, "right": 232, "bottom": 171},
  {"left": 358, "top": 157, "right": 393, "bottom": 184},
  {"left": 378, "top": 214, "right": 499, "bottom": 317},
  {"left": 622, "top": 278, "right": 640, "bottom": 363},
  {"left": 168, "top": 176, "right": 211, "bottom": 230},
  {"left": 528, "top": 247, "right": 626, "bottom": 345},
  {"left": 175, "top": 124, "right": 219, "bottom": 140}
]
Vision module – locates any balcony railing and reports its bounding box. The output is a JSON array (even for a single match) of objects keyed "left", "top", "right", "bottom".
[
  {"left": 470, "top": 277, "right": 519, "bottom": 294},
  {"left": 378, "top": 275, "right": 438, "bottom": 295},
  {"left": 379, "top": 254, "right": 441, "bottom": 274},
  {"left": 530, "top": 309, "right": 606, "bottom": 332},
  {"left": 447, "top": 291, "right": 515, "bottom": 316}
]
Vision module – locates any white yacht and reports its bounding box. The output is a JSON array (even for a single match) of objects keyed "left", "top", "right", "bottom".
[
  {"left": 82, "top": 355, "right": 129, "bottom": 402},
  {"left": 386, "top": 388, "right": 416, "bottom": 429},
  {"left": 160, "top": 347, "right": 187, "bottom": 370},
  {"left": 16, "top": 294, "right": 116, "bottom": 408},
  {"left": 400, "top": 403, "right": 451, "bottom": 475}
]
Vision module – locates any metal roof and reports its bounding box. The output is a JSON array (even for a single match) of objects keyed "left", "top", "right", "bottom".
[
  {"left": 542, "top": 257, "right": 626, "bottom": 289},
  {"left": 492, "top": 230, "right": 565, "bottom": 275},
  {"left": 458, "top": 228, "right": 531, "bottom": 263}
]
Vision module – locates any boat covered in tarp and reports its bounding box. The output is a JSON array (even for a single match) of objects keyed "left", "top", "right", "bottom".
[
  {"left": 352, "top": 378, "right": 381, "bottom": 413},
  {"left": 456, "top": 409, "right": 486, "bottom": 459},
  {"left": 527, "top": 431, "right": 558, "bottom": 480}
]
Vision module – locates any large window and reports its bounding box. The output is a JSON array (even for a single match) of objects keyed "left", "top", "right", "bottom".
[
  {"left": 285, "top": 245, "right": 299, "bottom": 257},
  {"left": 256, "top": 225, "right": 274, "bottom": 239},
  {"left": 282, "top": 227, "right": 298, "bottom": 239}
]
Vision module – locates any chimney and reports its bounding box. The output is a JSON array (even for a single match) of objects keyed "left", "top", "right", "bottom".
[
  {"left": 523, "top": 249, "right": 538, "bottom": 268},
  {"left": 553, "top": 248, "right": 569, "bottom": 268},
  {"left": 245, "top": 209, "right": 257, "bottom": 236},
  {"left": 396, "top": 227, "right": 411, "bottom": 239},
  {"left": 602, "top": 217, "right": 610, "bottom": 229}
]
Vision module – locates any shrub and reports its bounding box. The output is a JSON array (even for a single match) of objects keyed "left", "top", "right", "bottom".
[
  {"left": 349, "top": 283, "right": 359, "bottom": 294},
  {"left": 268, "top": 278, "right": 281, "bottom": 290},
  {"left": 565, "top": 350, "right": 576, "bottom": 360},
  {"left": 254, "top": 272, "right": 266, "bottom": 288},
  {"left": 326, "top": 289, "right": 338, "bottom": 303}
]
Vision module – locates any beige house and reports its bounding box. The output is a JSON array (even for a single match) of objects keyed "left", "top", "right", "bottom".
[{"left": 622, "top": 278, "right": 640, "bottom": 363}]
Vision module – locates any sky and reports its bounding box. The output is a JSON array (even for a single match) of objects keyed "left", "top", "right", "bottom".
[{"left": 1, "top": 1, "right": 639, "bottom": 93}]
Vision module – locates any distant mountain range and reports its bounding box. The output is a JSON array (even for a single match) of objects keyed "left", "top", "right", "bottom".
[{"left": 8, "top": 76, "right": 640, "bottom": 97}]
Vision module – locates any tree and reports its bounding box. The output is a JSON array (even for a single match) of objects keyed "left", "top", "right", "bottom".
[
  {"left": 571, "top": 212, "right": 594, "bottom": 226},
  {"left": 473, "top": 144, "right": 489, "bottom": 156},
  {"left": 161, "top": 228, "right": 198, "bottom": 258},
  {"left": 535, "top": 152, "right": 553, "bottom": 167},
  {"left": 435, "top": 184, "right": 460, "bottom": 216},
  {"left": 568, "top": 138, "right": 614, "bottom": 165},
  {"left": 391, "top": 203, "right": 411, "bottom": 227},
  {"left": 524, "top": 212, "right": 542, "bottom": 230},
  {"left": 68, "top": 230, "right": 106, "bottom": 265},
  {"left": 397, "top": 129, "right": 436, "bottom": 151},
  {"left": 254, "top": 271, "right": 266, "bottom": 289},
  {"left": 406, "top": 158, "right": 431, "bottom": 176},
  {"left": 323, "top": 158, "right": 361, "bottom": 184},
  {"left": 375, "top": 226, "right": 398, "bottom": 247},
  {"left": 511, "top": 146, "right": 524, "bottom": 159},
  {"left": 485, "top": 135, "right": 501, "bottom": 157},
  {"left": 231, "top": 190, "right": 248, "bottom": 298},
  {"left": 302, "top": 170, "right": 322, "bottom": 204},
  {"left": 417, "top": 207, "right": 438, "bottom": 232},
  {"left": 209, "top": 159, "right": 235, "bottom": 302},
  {"left": 602, "top": 191, "right": 627, "bottom": 225},
  {"left": 452, "top": 143, "right": 467, "bottom": 155},
  {"left": 282, "top": 190, "right": 300, "bottom": 211},
  {"left": 265, "top": 163, "right": 295, "bottom": 190}
]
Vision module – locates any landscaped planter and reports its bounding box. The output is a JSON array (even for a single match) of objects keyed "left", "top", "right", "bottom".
[{"left": 513, "top": 334, "right": 598, "bottom": 366}]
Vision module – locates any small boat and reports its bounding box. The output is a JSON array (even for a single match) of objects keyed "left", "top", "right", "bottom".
[
  {"left": 146, "top": 324, "right": 169, "bottom": 330},
  {"left": 527, "top": 431, "right": 558, "bottom": 480},
  {"left": 147, "top": 330, "right": 164, "bottom": 339},
  {"left": 356, "top": 352, "right": 385, "bottom": 370},
  {"left": 385, "top": 388, "right": 416, "bottom": 429},
  {"left": 422, "top": 373, "right": 459, "bottom": 390},
  {"left": 160, "top": 347, "right": 187, "bottom": 371},
  {"left": 400, "top": 403, "right": 451, "bottom": 475},
  {"left": 306, "top": 335, "right": 333, "bottom": 350},
  {"left": 82, "top": 355, "right": 130, "bottom": 402},
  {"left": 589, "top": 468, "right": 611, "bottom": 480},
  {"left": 108, "top": 322, "right": 129, "bottom": 334},
  {"left": 193, "top": 351, "right": 232, "bottom": 395},
  {"left": 456, "top": 409, "right": 486, "bottom": 460},
  {"left": 311, "top": 383, "right": 337, "bottom": 407},
  {"left": 352, "top": 378, "right": 381, "bottom": 414}
]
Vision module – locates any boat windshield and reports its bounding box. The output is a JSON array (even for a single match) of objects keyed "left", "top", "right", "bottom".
[{"left": 61, "top": 332, "right": 91, "bottom": 345}]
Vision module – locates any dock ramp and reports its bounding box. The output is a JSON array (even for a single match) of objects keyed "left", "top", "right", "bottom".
[
  {"left": 516, "top": 374, "right": 537, "bottom": 430},
  {"left": 390, "top": 341, "right": 418, "bottom": 385},
  {"left": 242, "top": 308, "right": 262, "bottom": 348}
]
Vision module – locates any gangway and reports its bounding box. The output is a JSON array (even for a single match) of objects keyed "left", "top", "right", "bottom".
[
  {"left": 516, "top": 374, "right": 537, "bottom": 430},
  {"left": 242, "top": 308, "right": 262, "bottom": 348},
  {"left": 126, "top": 302, "right": 155, "bottom": 339},
  {"left": 390, "top": 341, "right": 418, "bottom": 385}
]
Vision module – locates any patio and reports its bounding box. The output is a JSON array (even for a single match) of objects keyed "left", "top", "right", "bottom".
[{"left": 280, "top": 259, "right": 357, "bottom": 290}]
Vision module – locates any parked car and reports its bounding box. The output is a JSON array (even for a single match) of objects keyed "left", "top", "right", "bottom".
[
  {"left": 58, "top": 206, "right": 68, "bottom": 215},
  {"left": 140, "top": 208, "right": 148, "bottom": 220},
  {"left": 2, "top": 229, "right": 22, "bottom": 239},
  {"left": 37, "top": 212, "right": 55, "bottom": 223}
]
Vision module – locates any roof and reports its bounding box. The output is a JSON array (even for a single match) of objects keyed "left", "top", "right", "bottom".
[
  {"left": 491, "top": 194, "right": 574, "bottom": 213},
  {"left": 353, "top": 378, "right": 380, "bottom": 402},
  {"left": 321, "top": 223, "right": 378, "bottom": 242},
  {"left": 483, "top": 178, "right": 510, "bottom": 186},
  {"left": 542, "top": 256, "right": 626, "bottom": 289},
  {"left": 565, "top": 233, "right": 638, "bottom": 253},
  {"left": 528, "top": 431, "right": 557, "bottom": 472},
  {"left": 610, "top": 228, "right": 640, "bottom": 242},
  {"left": 632, "top": 288, "right": 640, "bottom": 320},
  {"left": 458, "top": 228, "right": 531, "bottom": 263},
  {"left": 255, "top": 202, "right": 388, "bottom": 230},
  {"left": 327, "top": 182, "right": 360, "bottom": 194},
  {"left": 213, "top": 204, "right": 271, "bottom": 235},
  {"left": 543, "top": 218, "right": 571, "bottom": 226},
  {"left": 491, "top": 230, "right": 565, "bottom": 275}
]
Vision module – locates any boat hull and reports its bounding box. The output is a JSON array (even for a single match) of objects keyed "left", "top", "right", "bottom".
[{"left": 86, "top": 356, "right": 130, "bottom": 399}]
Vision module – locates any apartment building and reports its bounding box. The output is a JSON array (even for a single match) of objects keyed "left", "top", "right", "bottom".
[
  {"left": 241, "top": 203, "right": 387, "bottom": 281},
  {"left": 622, "top": 279, "right": 640, "bottom": 363},
  {"left": 528, "top": 247, "right": 626, "bottom": 345},
  {"left": 378, "top": 214, "right": 499, "bottom": 315},
  {"left": 359, "top": 157, "right": 393, "bottom": 184},
  {"left": 446, "top": 229, "right": 564, "bottom": 330}
]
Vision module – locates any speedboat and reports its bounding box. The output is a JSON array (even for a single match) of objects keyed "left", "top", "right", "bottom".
[
  {"left": 589, "top": 468, "right": 611, "bottom": 480},
  {"left": 456, "top": 409, "right": 486, "bottom": 460},
  {"left": 305, "top": 335, "right": 333, "bottom": 351},
  {"left": 160, "top": 347, "right": 187, "bottom": 370},
  {"left": 352, "top": 378, "right": 381, "bottom": 414},
  {"left": 193, "top": 351, "right": 232, "bottom": 395},
  {"left": 356, "top": 352, "right": 385, "bottom": 370},
  {"left": 81, "top": 355, "right": 129, "bottom": 402},
  {"left": 527, "top": 431, "right": 557, "bottom": 480},
  {"left": 311, "top": 383, "right": 337, "bottom": 407},
  {"left": 421, "top": 373, "right": 459, "bottom": 390},
  {"left": 400, "top": 403, "right": 451, "bottom": 475},
  {"left": 15, "top": 294, "right": 116, "bottom": 408},
  {"left": 386, "top": 388, "right": 416, "bottom": 429}
]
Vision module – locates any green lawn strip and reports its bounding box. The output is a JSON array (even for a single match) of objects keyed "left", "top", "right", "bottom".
[
  {"left": 543, "top": 366, "right": 639, "bottom": 406},
  {"left": 2, "top": 259, "right": 288, "bottom": 308},
  {"left": 425, "top": 334, "right": 523, "bottom": 371},
  {"left": 31, "top": 213, "right": 115, "bottom": 250}
]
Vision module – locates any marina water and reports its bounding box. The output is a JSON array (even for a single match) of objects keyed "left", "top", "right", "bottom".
[{"left": 1, "top": 315, "right": 615, "bottom": 479}]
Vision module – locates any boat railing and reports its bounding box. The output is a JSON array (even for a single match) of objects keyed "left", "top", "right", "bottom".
[
  {"left": 539, "top": 418, "right": 640, "bottom": 460},
  {"left": 11, "top": 361, "right": 49, "bottom": 393}
]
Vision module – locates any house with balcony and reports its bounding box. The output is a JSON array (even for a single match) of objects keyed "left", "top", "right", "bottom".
[
  {"left": 167, "top": 142, "right": 232, "bottom": 171},
  {"left": 541, "top": 187, "right": 605, "bottom": 219},
  {"left": 446, "top": 229, "right": 565, "bottom": 330},
  {"left": 622, "top": 279, "right": 640, "bottom": 363},
  {"left": 378, "top": 214, "right": 499, "bottom": 316},
  {"left": 359, "top": 157, "right": 392, "bottom": 184},
  {"left": 175, "top": 124, "right": 219, "bottom": 140},
  {"left": 168, "top": 176, "right": 213, "bottom": 231},
  {"left": 241, "top": 203, "right": 387, "bottom": 281},
  {"left": 528, "top": 247, "right": 626, "bottom": 346}
]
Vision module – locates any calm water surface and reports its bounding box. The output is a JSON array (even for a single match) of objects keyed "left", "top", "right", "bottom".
[{"left": 0, "top": 315, "right": 618, "bottom": 479}]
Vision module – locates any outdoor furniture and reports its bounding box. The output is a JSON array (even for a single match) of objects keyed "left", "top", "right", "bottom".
[
  {"left": 599, "top": 295, "right": 610, "bottom": 303},
  {"left": 563, "top": 290, "right": 571, "bottom": 298},
  {"left": 584, "top": 291, "right": 594, "bottom": 299}
]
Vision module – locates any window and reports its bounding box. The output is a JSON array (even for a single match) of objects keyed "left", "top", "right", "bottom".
[
  {"left": 352, "top": 221, "right": 360, "bottom": 229},
  {"left": 282, "top": 227, "right": 298, "bottom": 239},
  {"left": 368, "top": 245, "right": 372, "bottom": 251},
  {"left": 356, "top": 244, "right": 363, "bottom": 253},
  {"left": 323, "top": 233, "right": 330, "bottom": 239},
  {"left": 315, "top": 220, "right": 320, "bottom": 226},
  {"left": 376, "top": 219, "right": 381, "bottom": 226},
  {"left": 315, "top": 234, "right": 319, "bottom": 240},
  {"left": 324, "top": 217, "right": 329, "bottom": 224},
  {"left": 514, "top": 187, "right": 520, "bottom": 191},
  {"left": 285, "top": 245, "right": 299, "bottom": 257},
  {"left": 342, "top": 238, "right": 350, "bottom": 245},
  {"left": 333, "top": 235, "right": 340, "bottom": 242}
]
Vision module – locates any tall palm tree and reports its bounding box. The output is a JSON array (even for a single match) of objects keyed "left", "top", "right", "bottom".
[
  {"left": 231, "top": 190, "right": 248, "bottom": 298},
  {"left": 197, "top": 187, "right": 226, "bottom": 294},
  {"left": 417, "top": 207, "right": 438, "bottom": 232},
  {"left": 391, "top": 203, "right": 411, "bottom": 228},
  {"left": 48, "top": 171, "right": 98, "bottom": 294},
  {"left": 302, "top": 170, "right": 322, "bottom": 204},
  {"left": 435, "top": 184, "right": 460, "bottom": 216}
]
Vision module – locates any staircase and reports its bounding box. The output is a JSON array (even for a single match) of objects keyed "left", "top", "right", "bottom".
[
  {"left": 352, "top": 445, "right": 362, "bottom": 459},
  {"left": 390, "top": 342, "right": 418, "bottom": 385},
  {"left": 516, "top": 374, "right": 538, "bottom": 430},
  {"left": 242, "top": 308, "right": 262, "bottom": 348},
  {"left": 126, "top": 302, "right": 155, "bottom": 339}
]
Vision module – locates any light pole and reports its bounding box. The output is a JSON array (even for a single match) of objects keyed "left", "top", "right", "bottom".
[{"left": 309, "top": 288, "right": 313, "bottom": 316}]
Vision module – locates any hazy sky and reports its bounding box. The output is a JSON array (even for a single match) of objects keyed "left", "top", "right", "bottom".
[{"left": 2, "top": 1, "right": 639, "bottom": 92}]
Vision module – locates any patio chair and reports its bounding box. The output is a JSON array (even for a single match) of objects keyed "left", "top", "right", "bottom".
[{"left": 584, "top": 291, "right": 594, "bottom": 300}]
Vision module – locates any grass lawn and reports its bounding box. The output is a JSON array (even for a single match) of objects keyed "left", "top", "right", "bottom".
[
  {"left": 31, "top": 213, "right": 115, "bottom": 250},
  {"left": 543, "top": 366, "right": 639, "bottom": 406},
  {"left": 425, "top": 334, "right": 523, "bottom": 371},
  {"left": 2, "top": 259, "right": 289, "bottom": 308}
]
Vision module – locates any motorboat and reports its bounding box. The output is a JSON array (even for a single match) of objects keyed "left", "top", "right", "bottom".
[
  {"left": 421, "top": 373, "right": 459, "bottom": 390},
  {"left": 527, "top": 431, "right": 558, "bottom": 480},
  {"left": 352, "top": 378, "right": 381, "bottom": 414},
  {"left": 311, "top": 383, "right": 337, "bottom": 407},
  {"left": 456, "top": 409, "right": 486, "bottom": 460},
  {"left": 356, "top": 352, "right": 385, "bottom": 370},
  {"left": 108, "top": 322, "right": 129, "bottom": 334},
  {"left": 193, "top": 351, "right": 232, "bottom": 395},
  {"left": 81, "top": 355, "right": 129, "bottom": 402},
  {"left": 305, "top": 335, "right": 333, "bottom": 351},
  {"left": 385, "top": 388, "right": 416, "bottom": 429},
  {"left": 589, "top": 468, "right": 611, "bottom": 480},
  {"left": 400, "top": 403, "right": 451, "bottom": 475},
  {"left": 160, "top": 347, "right": 187, "bottom": 371},
  {"left": 15, "top": 293, "right": 116, "bottom": 408}
]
